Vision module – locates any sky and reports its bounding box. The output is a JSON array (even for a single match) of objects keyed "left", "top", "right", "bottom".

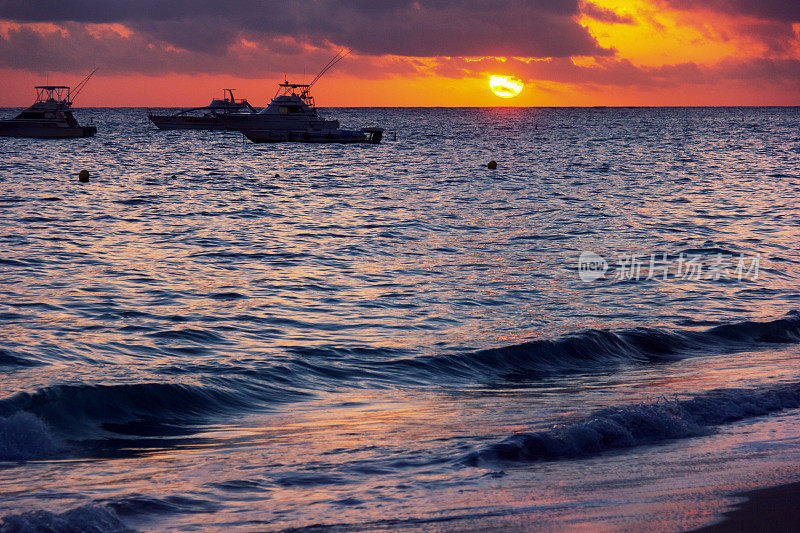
[{"left": 0, "top": 0, "right": 798, "bottom": 106}]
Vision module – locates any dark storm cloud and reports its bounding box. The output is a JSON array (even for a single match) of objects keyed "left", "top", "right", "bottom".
[
  {"left": 2, "top": 19, "right": 796, "bottom": 91},
  {"left": 659, "top": 0, "right": 800, "bottom": 21},
  {"left": 658, "top": 0, "right": 800, "bottom": 55},
  {"left": 0, "top": 0, "right": 611, "bottom": 58},
  {"left": 0, "top": 22, "right": 367, "bottom": 77},
  {"left": 581, "top": 3, "right": 635, "bottom": 24}
]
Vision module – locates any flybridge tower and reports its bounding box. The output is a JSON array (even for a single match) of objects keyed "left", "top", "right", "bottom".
[
  {"left": 272, "top": 49, "right": 351, "bottom": 108},
  {"left": 36, "top": 68, "right": 98, "bottom": 106},
  {"left": 34, "top": 86, "right": 72, "bottom": 106},
  {"left": 277, "top": 81, "right": 315, "bottom": 107}
]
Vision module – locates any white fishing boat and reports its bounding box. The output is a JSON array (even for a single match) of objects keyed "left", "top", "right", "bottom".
[
  {"left": 148, "top": 89, "right": 257, "bottom": 130},
  {"left": 221, "top": 52, "right": 383, "bottom": 144},
  {"left": 0, "top": 71, "right": 97, "bottom": 138}
]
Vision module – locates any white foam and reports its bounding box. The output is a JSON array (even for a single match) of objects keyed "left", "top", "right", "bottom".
[{"left": 468, "top": 382, "right": 800, "bottom": 464}]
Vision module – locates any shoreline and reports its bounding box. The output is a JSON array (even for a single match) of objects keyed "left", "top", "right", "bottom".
[{"left": 694, "top": 480, "right": 800, "bottom": 532}]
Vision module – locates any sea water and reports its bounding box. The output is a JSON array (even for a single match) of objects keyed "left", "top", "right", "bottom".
[{"left": 0, "top": 106, "right": 799, "bottom": 531}]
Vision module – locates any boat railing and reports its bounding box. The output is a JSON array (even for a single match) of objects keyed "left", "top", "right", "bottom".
[
  {"left": 276, "top": 82, "right": 316, "bottom": 108},
  {"left": 35, "top": 86, "right": 71, "bottom": 106}
]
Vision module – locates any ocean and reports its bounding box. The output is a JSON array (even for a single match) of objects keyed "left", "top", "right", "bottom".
[{"left": 1, "top": 106, "right": 799, "bottom": 531}]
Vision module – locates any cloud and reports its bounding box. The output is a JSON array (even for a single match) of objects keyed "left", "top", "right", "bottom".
[
  {"left": 0, "top": 0, "right": 796, "bottom": 103},
  {"left": 656, "top": 0, "right": 800, "bottom": 55},
  {"left": 0, "top": 22, "right": 366, "bottom": 77},
  {"left": 438, "top": 54, "right": 800, "bottom": 90},
  {"left": 659, "top": 0, "right": 800, "bottom": 22},
  {"left": 2, "top": 17, "right": 797, "bottom": 96},
  {"left": 581, "top": 2, "right": 635, "bottom": 24},
  {"left": 0, "top": 1, "right": 612, "bottom": 59}
]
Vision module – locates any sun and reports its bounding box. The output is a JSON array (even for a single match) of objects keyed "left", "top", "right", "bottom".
[{"left": 489, "top": 75, "right": 524, "bottom": 98}]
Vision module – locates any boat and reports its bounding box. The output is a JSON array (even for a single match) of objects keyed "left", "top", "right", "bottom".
[
  {"left": 148, "top": 89, "right": 257, "bottom": 130},
  {"left": 220, "top": 52, "right": 383, "bottom": 144},
  {"left": 222, "top": 80, "right": 382, "bottom": 144},
  {"left": 0, "top": 71, "right": 97, "bottom": 138}
]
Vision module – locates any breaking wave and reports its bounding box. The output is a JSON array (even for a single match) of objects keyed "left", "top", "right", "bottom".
[
  {"left": 465, "top": 381, "right": 800, "bottom": 465},
  {"left": 393, "top": 311, "right": 800, "bottom": 382},
  {"left": 0, "top": 380, "right": 311, "bottom": 460},
  {"left": 0, "top": 505, "right": 130, "bottom": 533},
  {"left": 0, "top": 412, "right": 58, "bottom": 461},
  {"left": 3, "top": 313, "right": 800, "bottom": 461}
]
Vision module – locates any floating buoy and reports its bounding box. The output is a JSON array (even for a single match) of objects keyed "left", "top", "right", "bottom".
[
  {"left": 274, "top": 173, "right": 280, "bottom": 178},
  {"left": 78, "top": 170, "right": 90, "bottom": 182},
  {"left": 487, "top": 160, "right": 497, "bottom": 169}
]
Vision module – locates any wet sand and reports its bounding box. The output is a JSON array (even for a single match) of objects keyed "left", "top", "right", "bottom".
[{"left": 695, "top": 481, "right": 800, "bottom": 532}]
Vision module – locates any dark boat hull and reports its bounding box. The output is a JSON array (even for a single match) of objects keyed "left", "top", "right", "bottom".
[
  {"left": 220, "top": 114, "right": 329, "bottom": 132},
  {"left": 0, "top": 122, "right": 96, "bottom": 138},
  {"left": 148, "top": 115, "right": 225, "bottom": 130},
  {"left": 242, "top": 128, "right": 383, "bottom": 144}
]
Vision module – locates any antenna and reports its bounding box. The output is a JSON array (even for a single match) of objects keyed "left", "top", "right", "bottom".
[
  {"left": 309, "top": 49, "right": 350, "bottom": 88},
  {"left": 71, "top": 68, "right": 98, "bottom": 103}
]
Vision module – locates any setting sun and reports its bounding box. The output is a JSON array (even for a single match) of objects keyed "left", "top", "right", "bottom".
[{"left": 489, "top": 75, "right": 524, "bottom": 98}]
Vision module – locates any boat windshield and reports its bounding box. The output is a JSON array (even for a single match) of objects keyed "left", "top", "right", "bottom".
[{"left": 15, "top": 111, "right": 47, "bottom": 119}]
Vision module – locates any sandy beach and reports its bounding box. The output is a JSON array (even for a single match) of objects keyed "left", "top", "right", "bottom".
[{"left": 695, "top": 481, "right": 800, "bottom": 532}]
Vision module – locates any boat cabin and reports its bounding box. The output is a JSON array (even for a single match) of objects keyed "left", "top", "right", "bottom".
[
  {"left": 258, "top": 82, "right": 319, "bottom": 116},
  {"left": 207, "top": 89, "right": 255, "bottom": 111},
  {"left": 11, "top": 86, "right": 80, "bottom": 125}
]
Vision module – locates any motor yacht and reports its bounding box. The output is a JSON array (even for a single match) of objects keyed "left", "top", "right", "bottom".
[
  {"left": 222, "top": 81, "right": 382, "bottom": 144},
  {"left": 0, "top": 84, "right": 96, "bottom": 138},
  {"left": 148, "top": 89, "right": 257, "bottom": 130}
]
